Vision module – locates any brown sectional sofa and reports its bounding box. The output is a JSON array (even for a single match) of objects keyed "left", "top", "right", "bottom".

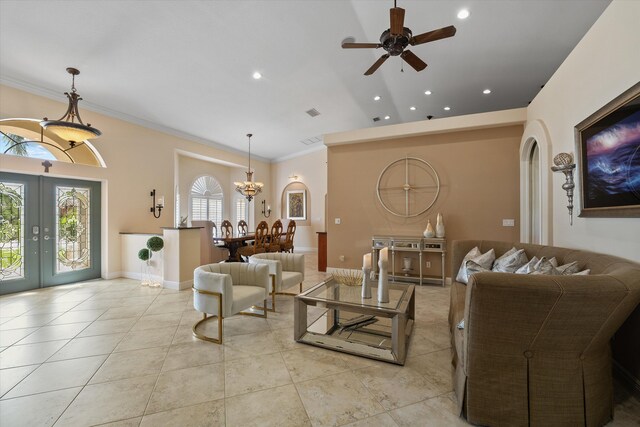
[{"left": 449, "top": 240, "right": 640, "bottom": 427}]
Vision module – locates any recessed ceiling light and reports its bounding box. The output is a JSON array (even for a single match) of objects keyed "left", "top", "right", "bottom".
[
  {"left": 424, "top": 90, "right": 432, "bottom": 95},
  {"left": 457, "top": 9, "right": 470, "bottom": 19},
  {"left": 444, "top": 106, "right": 451, "bottom": 111},
  {"left": 483, "top": 89, "right": 491, "bottom": 94},
  {"left": 384, "top": 115, "right": 390, "bottom": 120},
  {"left": 252, "top": 71, "right": 262, "bottom": 79},
  {"left": 374, "top": 95, "right": 381, "bottom": 101},
  {"left": 410, "top": 106, "right": 416, "bottom": 111}
]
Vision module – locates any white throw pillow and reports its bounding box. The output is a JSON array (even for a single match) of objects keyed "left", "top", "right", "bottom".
[
  {"left": 456, "top": 248, "right": 495, "bottom": 284},
  {"left": 557, "top": 261, "right": 580, "bottom": 275},
  {"left": 531, "top": 257, "right": 560, "bottom": 275},
  {"left": 573, "top": 269, "right": 591, "bottom": 275},
  {"left": 457, "top": 319, "right": 465, "bottom": 329},
  {"left": 466, "top": 260, "right": 492, "bottom": 278},
  {"left": 492, "top": 248, "right": 528, "bottom": 273},
  {"left": 516, "top": 256, "right": 539, "bottom": 274}
]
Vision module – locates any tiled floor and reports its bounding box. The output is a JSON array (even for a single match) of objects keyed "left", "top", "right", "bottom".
[{"left": 0, "top": 254, "right": 638, "bottom": 426}]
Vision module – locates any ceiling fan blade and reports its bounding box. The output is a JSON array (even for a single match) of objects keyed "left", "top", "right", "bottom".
[
  {"left": 390, "top": 7, "right": 405, "bottom": 35},
  {"left": 410, "top": 25, "right": 457, "bottom": 46},
  {"left": 342, "top": 42, "right": 382, "bottom": 49},
  {"left": 364, "top": 54, "right": 390, "bottom": 75},
  {"left": 401, "top": 50, "right": 427, "bottom": 72}
]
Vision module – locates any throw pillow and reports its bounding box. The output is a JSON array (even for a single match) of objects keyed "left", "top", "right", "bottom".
[
  {"left": 573, "top": 269, "right": 591, "bottom": 275},
  {"left": 516, "top": 256, "right": 539, "bottom": 274},
  {"left": 557, "top": 261, "right": 580, "bottom": 275},
  {"left": 466, "top": 260, "right": 492, "bottom": 278},
  {"left": 456, "top": 248, "right": 495, "bottom": 284},
  {"left": 531, "top": 257, "right": 560, "bottom": 275},
  {"left": 457, "top": 319, "right": 465, "bottom": 329},
  {"left": 492, "top": 248, "right": 528, "bottom": 273}
]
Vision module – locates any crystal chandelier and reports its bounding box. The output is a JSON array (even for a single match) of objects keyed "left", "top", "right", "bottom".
[
  {"left": 40, "top": 67, "right": 101, "bottom": 146},
  {"left": 234, "top": 133, "right": 263, "bottom": 201}
]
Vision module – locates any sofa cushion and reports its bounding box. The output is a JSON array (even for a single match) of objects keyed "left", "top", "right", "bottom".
[
  {"left": 516, "top": 256, "right": 539, "bottom": 274},
  {"left": 492, "top": 248, "right": 528, "bottom": 273},
  {"left": 456, "top": 247, "right": 495, "bottom": 284},
  {"left": 531, "top": 257, "right": 560, "bottom": 275}
]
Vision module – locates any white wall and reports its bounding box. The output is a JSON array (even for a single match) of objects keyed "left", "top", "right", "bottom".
[
  {"left": 526, "top": 0, "right": 640, "bottom": 261},
  {"left": 270, "top": 148, "right": 327, "bottom": 251}
]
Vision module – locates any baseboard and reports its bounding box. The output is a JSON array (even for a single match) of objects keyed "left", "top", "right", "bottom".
[
  {"left": 104, "top": 271, "right": 122, "bottom": 280},
  {"left": 121, "top": 271, "right": 163, "bottom": 284},
  {"left": 296, "top": 247, "right": 318, "bottom": 253},
  {"left": 613, "top": 360, "right": 640, "bottom": 393},
  {"left": 163, "top": 279, "right": 193, "bottom": 291}
]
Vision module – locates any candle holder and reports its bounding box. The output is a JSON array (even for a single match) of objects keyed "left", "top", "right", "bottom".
[
  {"left": 550, "top": 153, "right": 576, "bottom": 225},
  {"left": 361, "top": 267, "right": 372, "bottom": 299},
  {"left": 378, "top": 248, "right": 390, "bottom": 303},
  {"left": 150, "top": 189, "right": 164, "bottom": 219}
]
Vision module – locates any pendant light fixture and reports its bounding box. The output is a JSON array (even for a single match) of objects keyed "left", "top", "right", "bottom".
[
  {"left": 234, "top": 133, "right": 264, "bottom": 201},
  {"left": 40, "top": 67, "right": 101, "bottom": 146}
]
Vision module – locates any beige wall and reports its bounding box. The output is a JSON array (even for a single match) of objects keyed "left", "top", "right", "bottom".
[
  {"left": 0, "top": 84, "right": 270, "bottom": 278},
  {"left": 525, "top": 0, "right": 640, "bottom": 262},
  {"left": 326, "top": 124, "right": 524, "bottom": 276},
  {"left": 271, "top": 148, "right": 327, "bottom": 250}
]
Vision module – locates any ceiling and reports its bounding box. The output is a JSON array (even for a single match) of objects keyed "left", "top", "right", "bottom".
[{"left": 0, "top": 0, "right": 611, "bottom": 161}]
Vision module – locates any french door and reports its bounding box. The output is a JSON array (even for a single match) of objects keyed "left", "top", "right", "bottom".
[{"left": 0, "top": 172, "right": 101, "bottom": 295}]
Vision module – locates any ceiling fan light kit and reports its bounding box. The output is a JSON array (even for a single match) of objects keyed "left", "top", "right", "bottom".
[{"left": 342, "top": 1, "right": 456, "bottom": 75}]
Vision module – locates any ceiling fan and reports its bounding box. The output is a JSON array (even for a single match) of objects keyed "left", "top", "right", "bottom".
[{"left": 342, "top": 0, "right": 457, "bottom": 75}]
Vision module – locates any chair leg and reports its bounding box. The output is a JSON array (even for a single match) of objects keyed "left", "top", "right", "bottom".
[
  {"left": 267, "top": 274, "right": 276, "bottom": 312},
  {"left": 192, "top": 288, "right": 223, "bottom": 344},
  {"left": 276, "top": 282, "right": 303, "bottom": 297}
]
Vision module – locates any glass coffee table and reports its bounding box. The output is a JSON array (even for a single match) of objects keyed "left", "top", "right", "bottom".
[{"left": 294, "top": 277, "right": 415, "bottom": 365}]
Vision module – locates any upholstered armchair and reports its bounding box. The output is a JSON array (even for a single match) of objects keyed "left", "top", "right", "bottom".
[
  {"left": 192, "top": 263, "right": 269, "bottom": 344},
  {"left": 249, "top": 252, "right": 304, "bottom": 311}
]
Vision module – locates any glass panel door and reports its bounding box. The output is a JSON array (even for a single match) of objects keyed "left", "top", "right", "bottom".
[{"left": 0, "top": 172, "right": 101, "bottom": 294}]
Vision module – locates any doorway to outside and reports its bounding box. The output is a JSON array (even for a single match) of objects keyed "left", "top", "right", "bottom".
[{"left": 0, "top": 172, "right": 101, "bottom": 295}]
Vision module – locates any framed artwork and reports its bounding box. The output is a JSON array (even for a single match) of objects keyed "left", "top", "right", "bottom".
[
  {"left": 576, "top": 82, "right": 640, "bottom": 218},
  {"left": 287, "top": 190, "right": 306, "bottom": 220}
]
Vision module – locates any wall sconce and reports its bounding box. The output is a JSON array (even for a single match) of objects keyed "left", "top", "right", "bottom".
[
  {"left": 261, "top": 200, "right": 271, "bottom": 218},
  {"left": 288, "top": 173, "right": 299, "bottom": 181},
  {"left": 550, "top": 152, "right": 576, "bottom": 225},
  {"left": 150, "top": 189, "right": 164, "bottom": 219}
]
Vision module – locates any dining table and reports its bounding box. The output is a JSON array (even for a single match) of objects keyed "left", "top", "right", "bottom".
[{"left": 212, "top": 233, "right": 255, "bottom": 262}]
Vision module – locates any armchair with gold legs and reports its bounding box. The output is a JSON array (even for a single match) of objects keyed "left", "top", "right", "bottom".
[
  {"left": 192, "top": 263, "right": 269, "bottom": 344},
  {"left": 249, "top": 252, "right": 304, "bottom": 311}
]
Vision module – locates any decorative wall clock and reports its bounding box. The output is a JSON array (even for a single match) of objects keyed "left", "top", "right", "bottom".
[{"left": 376, "top": 157, "right": 440, "bottom": 217}]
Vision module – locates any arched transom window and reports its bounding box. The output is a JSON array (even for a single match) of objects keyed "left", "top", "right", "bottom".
[{"left": 190, "top": 176, "right": 223, "bottom": 226}]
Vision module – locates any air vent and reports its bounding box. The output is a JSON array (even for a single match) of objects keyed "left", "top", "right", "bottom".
[
  {"left": 306, "top": 108, "right": 321, "bottom": 117},
  {"left": 372, "top": 117, "right": 380, "bottom": 122},
  {"left": 300, "top": 136, "right": 322, "bottom": 145}
]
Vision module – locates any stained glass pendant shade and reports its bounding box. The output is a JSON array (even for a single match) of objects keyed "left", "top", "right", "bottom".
[
  {"left": 40, "top": 68, "right": 101, "bottom": 145},
  {"left": 234, "top": 133, "right": 263, "bottom": 201}
]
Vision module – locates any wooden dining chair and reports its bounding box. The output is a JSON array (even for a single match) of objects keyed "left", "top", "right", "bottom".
[
  {"left": 237, "top": 220, "right": 248, "bottom": 236},
  {"left": 281, "top": 220, "right": 296, "bottom": 253},
  {"left": 237, "top": 221, "right": 269, "bottom": 261},
  {"left": 220, "top": 220, "right": 233, "bottom": 238},
  {"left": 268, "top": 219, "right": 283, "bottom": 252}
]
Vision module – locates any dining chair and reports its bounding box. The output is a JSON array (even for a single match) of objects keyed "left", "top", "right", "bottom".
[
  {"left": 268, "top": 219, "right": 283, "bottom": 252},
  {"left": 237, "top": 221, "right": 269, "bottom": 261},
  {"left": 237, "top": 220, "right": 248, "bottom": 236},
  {"left": 281, "top": 220, "right": 296, "bottom": 252},
  {"left": 191, "top": 220, "right": 228, "bottom": 263},
  {"left": 220, "top": 220, "right": 233, "bottom": 238}
]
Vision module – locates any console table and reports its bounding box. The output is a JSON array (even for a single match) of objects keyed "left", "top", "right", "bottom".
[{"left": 371, "top": 235, "right": 446, "bottom": 286}]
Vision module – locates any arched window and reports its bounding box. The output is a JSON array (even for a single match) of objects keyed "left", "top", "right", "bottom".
[{"left": 190, "top": 176, "right": 223, "bottom": 226}]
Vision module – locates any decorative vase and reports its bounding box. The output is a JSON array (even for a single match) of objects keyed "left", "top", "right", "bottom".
[
  {"left": 378, "top": 248, "right": 390, "bottom": 303},
  {"left": 423, "top": 219, "right": 435, "bottom": 238},
  {"left": 402, "top": 257, "right": 412, "bottom": 276},
  {"left": 361, "top": 266, "right": 372, "bottom": 299},
  {"left": 436, "top": 213, "right": 445, "bottom": 238}
]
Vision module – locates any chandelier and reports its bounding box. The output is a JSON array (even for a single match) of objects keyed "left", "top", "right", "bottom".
[
  {"left": 234, "top": 133, "right": 263, "bottom": 201},
  {"left": 40, "top": 67, "right": 101, "bottom": 146}
]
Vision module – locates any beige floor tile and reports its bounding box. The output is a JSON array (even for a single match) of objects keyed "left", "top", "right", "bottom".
[
  {"left": 26, "top": 301, "right": 82, "bottom": 315},
  {"left": 271, "top": 327, "right": 303, "bottom": 351},
  {"left": 341, "top": 413, "right": 399, "bottom": 427},
  {"left": 4, "top": 355, "right": 106, "bottom": 398},
  {"left": 171, "top": 324, "right": 201, "bottom": 345},
  {"left": 0, "top": 387, "right": 81, "bottom": 427},
  {"left": 0, "top": 313, "right": 62, "bottom": 330},
  {"left": 0, "top": 339, "right": 69, "bottom": 369},
  {"left": 226, "top": 383, "right": 310, "bottom": 427},
  {"left": 70, "top": 298, "right": 122, "bottom": 311},
  {"left": 0, "top": 327, "right": 38, "bottom": 347},
  {"left": 389, "top": 393, "right": 467, "bottom": 427},
  {"left": 0, "top": 364, "right": 38, "bottom": 397},
  {"left": 131, "top": 312, "right": 182, "bottom": 332},
  {"left": 77, "top": 317, "right": 137, "bottom": 337},
  {"left": 90, "top": 346, "right": 168, "bottom": 384},
  {"left": 146, "top": 363, "right": 225, "bottom": 414},
  {"left": 405, "top": 348, "right": 453, "bottom": 394},
  {"left": 355, "top": 364, "right": 443, "bottom": 410},
  {"left": 224, "top": 352, "right": 292, "bottom": 397},
  {"left": 161, "top": 341, "right": 224, "bottom": 372},
  {"left": 17, "top": 322, "right": 91, "bottom": 344},
  {"left": 281, "top": 346, "right": 353, "bottom": 383},
  {"left": 114, "top": 326, "right": 177, "bottom": 352},
  {"left": 49, "top": 333, "right": 125, "bottom": 361},
  {"left": 93, "top": 417, "right": 142, "bottom": 427},
  {"left": 144, "top": 301, "right": 189, "bottom": 315},
  {"left": 178, "top": 309, "right": 203, "bottom": 326},
  {"left": 296, "top": 371, "right": 385, "bottom": 427},
  {"left": 223, "top": 330, "right": 282, "bottom": 361},
  {"left": 48, "top": 309, "right": 106, "bottom": 325},
  {"left": 116, "top": 296, "right": 158, "bottom": 307},
  {"left": 99, "top": 304, "right": 150, "bottom": 321},
  {"left": 55, "top": 375, "right": 157, "bottom": 426},
  {"left": 223, "top": 315, "right": 271, "bottom": 337},
  {"left": 140, "top": 399, "right": 224, "bottom": 426}
]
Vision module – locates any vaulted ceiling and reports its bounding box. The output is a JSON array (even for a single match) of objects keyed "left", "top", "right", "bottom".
[{"left": 0, "top": 0, "right": 611, "bottom": 160}]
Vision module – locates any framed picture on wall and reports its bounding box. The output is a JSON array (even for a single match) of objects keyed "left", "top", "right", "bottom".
[
  {"left": 287, "top": 190, "right": 306, "bottom": 220},
  {"left": 576, "top": 81, "right": 640, "bottom": 218}
]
